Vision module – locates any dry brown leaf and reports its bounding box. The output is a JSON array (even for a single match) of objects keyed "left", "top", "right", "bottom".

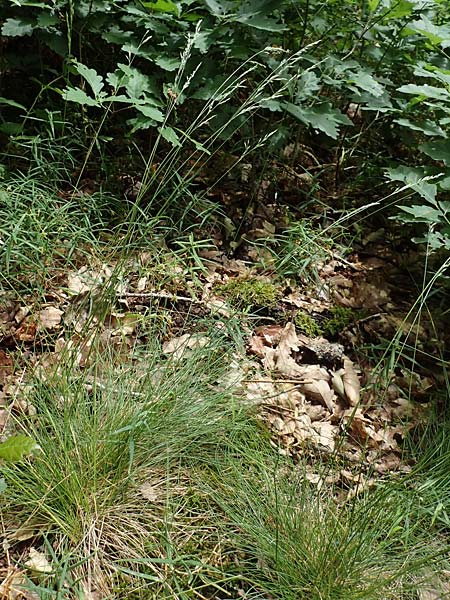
[
  {"left": 302, "top": 377, "right": 335, "bottom": 412},
  {"left": 15, "top": 319, "right": 37, "bottom": 342},
  {"left": 304, "top": 403, "right": 327, "bottom": 422},
  {"left": 348, "top": 415, "right": 379, "bottom": 447},
  {"left": 278, "top": 322, "right": 300, "bottom": 353},
  {"left": 245, "top": 378, "right": 277, "bottom": 404},
  {"left": 80, "top": 587, "right": 102, "bottom": 600},
  {"left": 38, "top": 307, "right": 63, "bottom": 330},
  {"left": 9, "top": 519, "right": 42, "bottom": 542},
  {"left": 139, "top": 481, "right": 159, "bottom": 502},
  {"left": 346, "top": 477, "right": 375, "bottom": 500},
  {"left": 272, "top": 416, "right": 285, "bottom": 432},
  {"left": 278, "top": 387, "right": 304, "bottom": 410},
  {"left": 391, "top": 397, "right": 416, "bottom": 419},
  {"left": 312, "top": 421, "right": 336, "bottom": 450},
  {"left": 14, "top": 306, "right": 29, "bottom": 324},
  {"left": 162, "top": 333, "right": 209, "bottom": 360},
  {"left": 218, "top": 356, "right": 249, "bottom": 389},
  {"left": 418, "top": 587, "right": 444, "bottom": 600},
  {"left": 417, "top": 571, "right": 450, "bottom": 600},
  {"left": 342, "top": 357, "right": 360, "bottom": 406},
  {"left": 294, "top": 413, "right": 312, "bottom": 436},
  {"left": 283, "top": 419, "right": 297, "bottom": 435},
  {"left": 261, "top": 343, "right": 303, "bottom": 377},
  {"left": 270, "top": 415, "right": 297, "bottom": 437},
  {"left": 25, "top": 548, "right": 53, "bottom": 573},
  {"left": 258, "top": 325, "right": 286, "bottom": 343},
  {"left": 0, "top": 408, "right": 8, "bottom": 429},
  {"left": 204, "top": 298, "right": 231, "bottom": 316},
  {"left": 248, "top": 335, "right": 268, "bottom": 357},
  {"left": 0, "top": 350, "right": 14, "bottom": 384},
  {"left": 377, "top": 426, "right": 400, "bottom": 451},
  {"left": 67, "top": 265, "right": 111, "bottom": 295},
  {"left": 373, "top": 452, "right": 402, "bottom": 473}
]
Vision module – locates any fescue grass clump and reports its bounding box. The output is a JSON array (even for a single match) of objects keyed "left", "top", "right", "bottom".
[
  {"left": 0, "top": 329, "right": 252, "bottom": 596},
  {"left": 0, "top": 173, "right": 107, "bottom": 295}
]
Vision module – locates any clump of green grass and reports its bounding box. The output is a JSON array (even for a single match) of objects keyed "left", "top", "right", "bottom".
[
  {"left": 216, "top": 277, "right": 279, "bottom": 310},
  {"left": 250, "top": 219, "right": 336, "bottom": 284},
  {"left": 205, "top": 451, "right": 450, "bottom": 600},
  {"left": 0, "top": 326, "right": 254, "bottom": 597},
  {"left": 0, "top": 173, "right": 106, "bottom": 295}
]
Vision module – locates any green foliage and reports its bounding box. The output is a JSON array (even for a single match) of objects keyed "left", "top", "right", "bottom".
[
  {"left": 3, "top": 0, "right": 450, "bottom": 254},
  {"left": 378, "top": 10, "right": 450, "bottom": 252},
  {"left": 0, "top": 435, "right": 38, "bottom": 462},
  {"left": 217, "top": 277, "right": 279, "bottom": 310},
  {"left": 0, "top": 0, "right": 391, "bottom": 146}
]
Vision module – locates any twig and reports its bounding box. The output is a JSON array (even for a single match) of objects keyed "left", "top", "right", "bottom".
[
  {"left": 121, "top": 291, "right": 204, "bottom": 304},
  {"left": 243, "top": 378, "right": 309, "bottom": 384}
]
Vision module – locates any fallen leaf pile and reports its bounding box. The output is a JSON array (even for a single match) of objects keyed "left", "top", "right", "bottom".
[{"left": 244, "top": 321, "right": 426, "bottom": 479}]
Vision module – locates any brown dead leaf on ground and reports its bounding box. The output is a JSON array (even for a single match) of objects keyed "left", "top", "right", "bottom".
[
  {"left": 0, "top": 350, "right": 14, "bottom": 385},
  {"left": 242, "top": 315, "right": 429, "bottom": 484},
  {"left": 302, "top": 376, "right": 335, "bottom": 412},
  {"left": 254, "top": 324, "right": 285, "bottom": 346},
  {"left": 14, "top": 320, "right": 38, "bottom": 343},
  {"left": 37, "top": 307, "right": 63, "bottom": 331},
  {"left": 67, "top": 265, "right": 112, "bottom": 296},
  {"left": 262, "top": 347, "right": 306, "bottom": 378},
  {"left": 162, "top": 333, "right": 210, "bottom": 360},
  {"left": 312, "top": 421, "right": 337, "bottom": 451},
  {"left": 0, "top": 408, "right": 8, "bottom": 431},
  {"left": 139, "top": 481, "right": 160, "bottom": 502},
  {"left": 342, "top": 357, "right": 360, "bottom": 406},
  {"left": 24, "top": 548, "right": 53, "bottom": 574},
  {"left": 14, "top": 307, "right": 29, "bottom": 325},
  {"left": 107, "top": 312, "right": 139, "bottom": 337},
  {"left": 203, "top": 297, "right": 231, "bottom": 316},
  {"left": 256, "top": 322, "right": 311, "bottom": 379}
]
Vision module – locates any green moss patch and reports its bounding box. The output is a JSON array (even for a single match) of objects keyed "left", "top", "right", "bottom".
[
  {"left": 216, "top": 277, "right": 279, "bottom": 310},
  {"left": 294, "top": 311, "right": 323, "bottom": 337},
  {"left": 322, "top": 305, "right": 355, "bottom": 337}
]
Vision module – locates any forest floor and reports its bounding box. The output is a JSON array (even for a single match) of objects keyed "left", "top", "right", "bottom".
[{"left": 0, "top": 157, "right": 449, "bottom": 599}]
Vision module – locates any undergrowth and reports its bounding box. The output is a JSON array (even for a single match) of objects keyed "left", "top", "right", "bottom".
[
  {"left": 1, "top": 0, "right": 450, "bottom": 596},
  {"left": 1, "top": 164, "right": 450, "bottom": 597}
]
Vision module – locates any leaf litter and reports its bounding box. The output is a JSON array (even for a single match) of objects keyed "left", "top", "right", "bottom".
[{"left": 243, "top": 318, "right": 425, "bottom": 480}]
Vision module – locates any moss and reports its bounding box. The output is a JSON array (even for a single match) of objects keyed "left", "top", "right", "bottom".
[
  {"left": 216, "top": 277, "right": 279, "bottom": 310},
  {"left": 294, "top": 311, "right": 322, "bottom": 337},
  {"left": 322, "top": 305, "right": 355, "bottom": 337}
]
